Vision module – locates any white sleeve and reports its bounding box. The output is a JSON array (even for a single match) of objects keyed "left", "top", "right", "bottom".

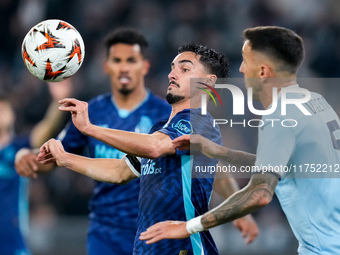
[{"left": 123, "top": 154, "right": 142, "bottom": 178}]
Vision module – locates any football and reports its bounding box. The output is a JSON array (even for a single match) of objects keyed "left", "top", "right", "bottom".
[{"left": 21, "top": 19, "right": 85, "bottom": 82}]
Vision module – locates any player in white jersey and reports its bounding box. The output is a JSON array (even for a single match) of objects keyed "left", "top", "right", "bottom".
[{"left": 139, "top": 26, "right": 340, "bottom": 255}]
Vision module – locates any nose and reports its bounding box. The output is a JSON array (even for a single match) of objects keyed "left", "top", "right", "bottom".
[
  {"left": 168, "top": 69, "right": 177, "bottom": 81},
  {"left": 119, "top": 61, "right": 129, "bottom": 73},
  {"left": 239, "top": 61, "right": 244, "bottom": 74}
]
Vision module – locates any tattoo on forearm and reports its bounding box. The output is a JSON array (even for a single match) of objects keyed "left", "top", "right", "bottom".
[{"left": 202, "top": 174, "right": 277, "bottom": 229}]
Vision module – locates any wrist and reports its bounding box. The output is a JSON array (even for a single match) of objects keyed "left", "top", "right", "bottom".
[
  {"left": 186, "top": 216, "right": 204, "bottom": 234},
  {"left": 57, "top": 151, "right": 69, "bottom": 167},
  {"left": 15, "top": 148, "right": 32, "bottom": 163},
  {"left": 82, "top": 123, "right": 94, "bottom": 136}
]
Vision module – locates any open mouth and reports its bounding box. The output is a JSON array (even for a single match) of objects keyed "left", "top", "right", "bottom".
[{"left": 119, "top": 77, "right": 130, "bottom": 84}]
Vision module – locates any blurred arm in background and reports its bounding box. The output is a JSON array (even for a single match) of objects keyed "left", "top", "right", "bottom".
[{"left": 15, "top": 80, "right": 73, "bottom": 178}]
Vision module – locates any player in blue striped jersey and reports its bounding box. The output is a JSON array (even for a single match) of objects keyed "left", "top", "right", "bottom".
[
  {"left": 0, "top": 97, "right": 31, "bottom": 255},
  {"left": 133, "top": 108, "right": 222, "bottom": 254},
  {"left": 140, "top": 26, "right": 340, "bottom": 255},
  {"left": 37, "top": 42, "right": 235, "bottom": 254}
]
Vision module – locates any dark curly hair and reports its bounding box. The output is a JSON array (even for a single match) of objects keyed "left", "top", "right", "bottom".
[
  {"left": 178, "top": 42, "right": 230, "bottom": 78},
  {"left": 104, "top": 27, "right": 149, "bottom": 58}
]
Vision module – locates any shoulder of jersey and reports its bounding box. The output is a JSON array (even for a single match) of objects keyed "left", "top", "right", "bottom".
[{"left": 88, "top": 93, "right": 111, "bottom": 104}]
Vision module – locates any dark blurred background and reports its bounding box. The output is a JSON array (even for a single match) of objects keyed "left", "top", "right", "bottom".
[{"left": 1, "top": 0, "right": 340, "bottom": 254}]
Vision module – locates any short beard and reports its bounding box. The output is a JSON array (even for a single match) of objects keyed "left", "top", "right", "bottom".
[
  {"left": 166, "top": 93, "right": 185, "bottom": 105},
  {"left": 119, "top": 87, "right": 133, "bottom": 96}
]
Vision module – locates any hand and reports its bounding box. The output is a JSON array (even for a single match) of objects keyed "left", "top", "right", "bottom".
[
  {"left": 232, "top": 214, "right": 259, "bottom": 244},
  {"left": 58, "top": 98, "right": 91, "bottom": 134},
  {"left": 37, "top": 139, "right": 66, "bottom": 167},
  {"left": 171, "top": 134, "right": 219, "bottom": 159},
  {"left": 171, "top": 134, "right": 203, "bottom": 151},
  {"left": 139, "top": 221, "right": 190, "bottom": 244},
  {"left": 15, "top": 149, "right": 39, "bottom": 178}
]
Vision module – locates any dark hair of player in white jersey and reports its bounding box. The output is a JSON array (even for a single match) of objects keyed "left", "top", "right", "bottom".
[{"left": 243, "top": 26, "right": 304, "bottom": 74}]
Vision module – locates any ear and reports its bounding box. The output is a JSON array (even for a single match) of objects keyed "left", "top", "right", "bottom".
[
  {"left": 260, "top": 64, "right": 273, "bottom": 80},
  {"left": 103, "top": 60, "right": 109, "bottom": 75},
  {"left": 142, "top": 59, "right": 150, "bottom": 76},
  {"left": 204, "top": 75, "right": 217, "bottom": 86}
]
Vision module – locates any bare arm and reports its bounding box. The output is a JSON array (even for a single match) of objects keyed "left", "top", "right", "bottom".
[
  {"left": 202, "top": 173, "right": 278, "bottom": 229},
  {"left": 30, "top": 81, "right": 72, "bottom": 148},
  {"left": 58, "top": 98, "right": 175, "bottom": 158},
  {"left": 37, "top": 139, "right": 137, "bottom": 184},
  {"left": 30, "top": 100, "right": 68, "bottom": 148},
  {"left": 139, "top": 173, "right": 278, "bottom": 244},
  {"left": 16, "top": 81, "right": 73, "bottom": 177},
  {"left": 172, "top": 134, "right": 256, "bottom": 167},
  {"left": 83, "top": 127, "right": 174, "bottom": 159}
]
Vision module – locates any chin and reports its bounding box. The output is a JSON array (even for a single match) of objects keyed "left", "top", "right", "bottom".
[
  {"left": 166, "top": 93, "right": 185, "bottom": 105},
  {"left": 119, "top": 87, "right": 133, "bottom": 96}
]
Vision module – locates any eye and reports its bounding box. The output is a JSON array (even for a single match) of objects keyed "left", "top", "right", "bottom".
[
  {"left": 182, "top": 68, "right": 189, "bottom": 72},
  {"left": 112, "top": 58, "right": 120, "bottom": 63},
  {"left": 127, "top": 58, "right": 136, "bottom": 63}
]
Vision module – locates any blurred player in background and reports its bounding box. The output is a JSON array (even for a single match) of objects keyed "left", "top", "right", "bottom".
[
  {"left": 36, "top": 42, "right": 258, "bottom": 254},
  {"left": 139, "top": 26, "right": 340, "bottom": 255},
  {"left": 0, "top": 81, "right": 71, "bottom": 255}
]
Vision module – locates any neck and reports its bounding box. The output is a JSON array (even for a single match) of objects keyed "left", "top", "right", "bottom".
[
  {"left": 167, "top": 96, "right": 202, "bottom": 121},
  {"left": 260, "top": 77, "right": 297, "bottom": 109},
  {"left": 167, "top": 100, "right": 189, "bottom": 120},
  {"left": 112, "top": 85, "right": 147, "bottom": 110}
]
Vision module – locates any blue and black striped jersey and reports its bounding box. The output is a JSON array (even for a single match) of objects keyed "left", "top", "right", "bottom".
[{"left": 134, "top": 109, "right": 222, "bottom": 255}]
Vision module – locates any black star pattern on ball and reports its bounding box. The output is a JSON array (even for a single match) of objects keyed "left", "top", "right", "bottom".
[
  {"left": 35, "top": 30, "right": 65, "bottom": 51},
  {"left": 44, "top": 59, "right": 65, "bottom": 80}
]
